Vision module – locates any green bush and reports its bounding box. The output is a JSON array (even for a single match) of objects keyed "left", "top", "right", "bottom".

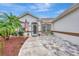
[{"left": 0, "top": 13, "right": 22, "bottom": 40}]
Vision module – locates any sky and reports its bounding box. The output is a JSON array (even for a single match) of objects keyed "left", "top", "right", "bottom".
[{"left": 0, "top": 3, "right": 73, "bottom": 18}]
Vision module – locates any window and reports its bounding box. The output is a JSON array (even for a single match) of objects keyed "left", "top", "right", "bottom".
[
  {"left": 42, "top": 24, "right": 51, "bottom": 32},
  {"left": 46, "top": 24, "right": 51, "bottom": 31}
]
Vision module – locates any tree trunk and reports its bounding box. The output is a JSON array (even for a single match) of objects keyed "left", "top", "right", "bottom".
[
  {"left": 2, "top": 36, "right": 9, "bottom": 41},
  {"left": 6, "top": 36, "right": 9, "bottom": 40}
]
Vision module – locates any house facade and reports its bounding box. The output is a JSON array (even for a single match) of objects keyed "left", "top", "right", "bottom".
[
  {"left": 18, "top": 3, "right": 79, "bottom": 44},
  {"left": 19, "top": 13, "right": 54, "bottom": 36}
]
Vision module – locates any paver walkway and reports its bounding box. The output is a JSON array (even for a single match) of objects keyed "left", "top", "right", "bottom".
[{"left": 18, "top": 35, "right": 79, "bottom": 56}]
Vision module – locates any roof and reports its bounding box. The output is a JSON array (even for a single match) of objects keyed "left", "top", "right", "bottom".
[
  {"left": 40, "top": 18, "right": 54, "bottom": 20},
  {"left": 18, "top": 13, "right": 54, "bottom": 23},
  {"left": 40, "top": 18, "right": 55, "bottom": 24},
  {"left": 18, "top": 13, "right": 39, "bottom": 19},
  {"left": 53, "top": 3, "right": 79, "bottom": 23}
]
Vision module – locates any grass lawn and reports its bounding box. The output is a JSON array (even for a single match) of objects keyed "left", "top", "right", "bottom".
[{"left": 0, "top": 36, "right": 28, "bottom": 56}]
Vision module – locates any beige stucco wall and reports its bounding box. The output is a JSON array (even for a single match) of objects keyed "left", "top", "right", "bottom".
[
  {"left": 53, "top": 8, "right": 79, "bottom": 45},
  {"left": 19, "top": 15, "right": 41, "bottom": 36},
  {"left": 54, "top": 8, "right": 79, "bottom": 33}
]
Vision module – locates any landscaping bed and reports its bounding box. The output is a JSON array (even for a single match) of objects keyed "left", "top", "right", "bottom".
[{"left": 0, "top": 36, "right": 28, "bottom": 56}]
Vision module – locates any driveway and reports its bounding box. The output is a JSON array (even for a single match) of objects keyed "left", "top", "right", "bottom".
[{"left": 18, "top": 35, "right": 79, "bottom": 56}]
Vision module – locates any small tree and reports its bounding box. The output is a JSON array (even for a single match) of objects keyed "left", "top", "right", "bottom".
[{"left": 0, "top": 13, "right": 21, "bottom": 40}]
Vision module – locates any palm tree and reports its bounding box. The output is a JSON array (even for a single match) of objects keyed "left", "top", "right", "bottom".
[{"left": 0, "top": 13, "right": 21, "bottom": 40}]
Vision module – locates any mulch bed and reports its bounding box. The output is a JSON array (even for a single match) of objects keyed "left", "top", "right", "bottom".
[{"left": 0, "top": 36, "right": 28, "bottom": 56}]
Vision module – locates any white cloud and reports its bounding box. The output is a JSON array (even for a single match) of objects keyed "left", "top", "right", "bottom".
[
  {"left": 34, "top": 3, "right": 51, "bottom": 9},
  {"left": 56, "top": 9, "right": 66, "bottom": 14},
  {"left": 0, "top": 3, "right": 55, "bottom": 14},
  {"left": 0, "top": 3, "right": 13, "bottom": 7},
  {"left": 29, "top": 3, "right": 55, "bottom": 12},
  {"left": 0, "top": 10, "right": 8, "bottom": 13},
  {"left": 51, "top": 9, "right": 66, "bottom": 18},
  {"left": 0, "top": 3, "right": 28, "bottom": 15},
  {"left": 37, "top": 15, "right": 49, "bottom": 18},
  {"left": 0, "top": 3, "right": 26, "bottom": 10},
  {"left": 0, "top": 3, "right": 66, "bottom": 17}
]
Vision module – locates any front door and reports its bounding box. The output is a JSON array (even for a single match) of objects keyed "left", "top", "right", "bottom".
[{"left": 31, "top": 23, "right": 38, "bottom": 36}]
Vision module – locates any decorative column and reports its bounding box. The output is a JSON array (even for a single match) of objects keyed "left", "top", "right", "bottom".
[
  {"left": 24, "top": 19, "right": 29, "bottom": 32},
  {"left": 23, "top": 19, "right": 29, "bottom": 37}
]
